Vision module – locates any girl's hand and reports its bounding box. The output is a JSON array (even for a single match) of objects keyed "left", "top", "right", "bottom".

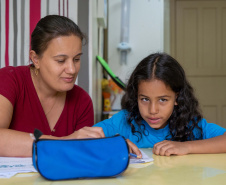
[
  {"left": 126, "top": 139, "right": 142, "bottom": 158},
  {"left": 153, "top": 140, "right": 190, "bottom": 156},
  {"left": 63, "top": 127, "right": 105, "bottom": 139}
]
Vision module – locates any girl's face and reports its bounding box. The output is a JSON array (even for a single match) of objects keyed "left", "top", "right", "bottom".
[
  {"left": 33, "top": 35, "right": 82, "bottom": 92},
  {"left": 138, "top": 79, "right": 177, "bottom": 129}
]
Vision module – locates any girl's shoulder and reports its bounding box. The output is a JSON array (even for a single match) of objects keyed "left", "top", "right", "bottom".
[
  {"left": 98, "top": 109, "right": 131, "bottom": 128},
  {"left": 93, "top": 110, "right": 131, "bottom": 137},
  {"left": 197, "top": 118, "right": 223, "bottom": 128},
  {"left": 109, "top": 109, "right": 129, "bottom": 121},
  {"left": 196, "top": 118, "right": 226, "bottom": 139}
]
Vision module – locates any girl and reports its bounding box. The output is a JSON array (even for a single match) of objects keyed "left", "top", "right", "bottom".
[{"left": 94, "top": 53, "right": 226, "bottom": 156}]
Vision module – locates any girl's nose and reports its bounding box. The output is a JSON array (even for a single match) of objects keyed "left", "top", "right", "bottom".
[{"left": 148, "top": 102, "right": 159, "bottom": 114}]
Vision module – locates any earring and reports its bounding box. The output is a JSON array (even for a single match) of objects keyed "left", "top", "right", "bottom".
[{"left": 34, "top": 68, "right": 39, "bottom": 76}]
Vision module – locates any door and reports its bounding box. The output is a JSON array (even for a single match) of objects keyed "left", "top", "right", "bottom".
[{"left": 171, "top": 0, "right": 226, "bottom": 127}]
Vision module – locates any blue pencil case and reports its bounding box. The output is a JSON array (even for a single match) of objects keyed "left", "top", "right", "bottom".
[{"left": 32, "top": 129, "right": 129, "bottom": 181}]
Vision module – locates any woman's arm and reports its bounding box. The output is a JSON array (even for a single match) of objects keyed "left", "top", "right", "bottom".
[
  {"left": 0, "top": 127, "right": 105, "bottom": 157},
  {"left": 0, "top": 95, "right": 55, "bottom": 157},
  {"left": 0, "top": 128, "right": 35, "bottom": 157},
  {"left": 153, "top": 133, "right": 226, "bottom": 156},
  {"left": 0, "top": 94, "right": 33, "bottom": 157},
  {"left": 0, "top": 95, "right": 105, "bottom": 157}
]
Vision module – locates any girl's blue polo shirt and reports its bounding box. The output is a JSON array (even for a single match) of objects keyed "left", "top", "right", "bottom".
[{"left": 94, "top": 110, "right": 226, "bottom": 148}]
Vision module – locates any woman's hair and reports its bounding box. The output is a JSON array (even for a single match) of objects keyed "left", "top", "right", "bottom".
[
  {"left": 31, "top": 15, "right": 86, "bottom": 57},
  {"left": 121, "top": 53, "right": 203, "bottom": 141}
]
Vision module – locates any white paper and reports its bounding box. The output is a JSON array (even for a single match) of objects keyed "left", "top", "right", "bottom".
[
  {"left": 0, "top": 157, "right": 37, "bottom": 178},
  {"left": 129, "top": 149, "right": 154, "bottom": 164}
]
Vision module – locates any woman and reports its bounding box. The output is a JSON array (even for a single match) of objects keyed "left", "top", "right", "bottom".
[{"left": 0, "top": 15, "right": 103, "bottom": 157}]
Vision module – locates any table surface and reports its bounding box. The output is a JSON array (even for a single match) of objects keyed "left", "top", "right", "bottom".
[{"left": 1, "top": 148, "right": 226, "bottom": 185}]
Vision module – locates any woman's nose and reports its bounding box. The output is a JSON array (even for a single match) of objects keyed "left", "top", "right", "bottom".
[{"left": 66, "top": 61, "right": 76, "bottom": 74}]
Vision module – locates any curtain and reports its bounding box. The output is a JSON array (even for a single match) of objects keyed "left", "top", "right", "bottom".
[{"left": 0, "top": 0, "right": 77, "bottom": 68}]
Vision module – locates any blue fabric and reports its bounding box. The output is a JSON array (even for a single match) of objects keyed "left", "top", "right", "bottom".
[
  {"left": 32, "top": 136, "right": 129, "bottom": 180},
  {"left": 94, "top": 110, "right": 226, "bottom": 148}
]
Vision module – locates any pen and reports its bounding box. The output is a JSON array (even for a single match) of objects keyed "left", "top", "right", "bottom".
[{"left": 130, "top": 153, "right": 138, "bottom": 158}]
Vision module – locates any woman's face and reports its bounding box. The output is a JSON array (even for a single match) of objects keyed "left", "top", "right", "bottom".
[
  {"left": 137, "top": 79, "right": 177, "bottom": 129},
  {"left": 35, "top": 35, "right": 82, "bottom": 92}
]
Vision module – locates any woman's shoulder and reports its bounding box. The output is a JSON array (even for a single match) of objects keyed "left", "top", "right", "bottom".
[
  {"left": 66, "top": 85, "right": 93, "bottom": 108},
  {"left": 0, "top": 65, "right": 30, "bottom": 105},
  {"left": 68, "top": 85, "right": 91, "bottom": 99},
  {"left": 0, "top": 65, "right": 30, "bottom": 83},
  {"left": 0, "top": 65, "right": 29, "bottom": 72},
  {"left": 0, "top": 65, "right": 30, "bottom": 79}
]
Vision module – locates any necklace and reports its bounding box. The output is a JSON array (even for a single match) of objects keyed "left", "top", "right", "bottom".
[
  {"left": 45, "top": 93, "right": 59, "bottom": 115},
  {"left": 30, "top": 67, "right": 59, "bottom": 116}
]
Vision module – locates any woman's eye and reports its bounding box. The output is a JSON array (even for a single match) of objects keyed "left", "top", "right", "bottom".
[
  {"left": 74, "top": 58, "right": 80, "bottom": 62},
  {"left": 57, "top": 60, "right": 65, "bottom": 63}
]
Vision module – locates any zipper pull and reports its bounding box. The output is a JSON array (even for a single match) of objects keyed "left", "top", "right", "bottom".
[{"left": 34, "top": 129, "right": 43, "bottom": 141}]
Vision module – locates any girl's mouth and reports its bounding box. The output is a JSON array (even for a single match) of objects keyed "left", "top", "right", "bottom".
[{"left": 148, "top": 118, "right": 161, "bottom": 124}]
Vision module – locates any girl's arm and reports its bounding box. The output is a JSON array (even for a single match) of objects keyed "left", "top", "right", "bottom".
[
  {"left": 126, "top": 139, "right": 142, "bottom": 158},
  {"left": 153, "top": 133, "right": 226, "bottom": 156},
  {"left": 0, "top": 95, "right": 104, "bottom": 157}
]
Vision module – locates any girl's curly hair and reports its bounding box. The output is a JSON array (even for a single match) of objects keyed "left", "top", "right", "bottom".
[{"left": 121, "top": 53, "right": 203, "bottom": 141}]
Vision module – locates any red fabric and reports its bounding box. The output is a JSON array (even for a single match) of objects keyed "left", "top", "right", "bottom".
[
  {"left": 30, "top": 0, "right": 41, "bottom": 46},
  {"left": 0, "top": 66, "right": 94, "bottom": 136},
  {"left": 63, "top": 0, "right": 65, "bottom": 16},
  {"left": 5, "top": 0, "right": 9, "bottom": 66},
  {"left": 58, "top": 0, "right": 60, "bottom": 15},
  {"left": 67, "top": 0, "right": 69, "bottom": 17}
]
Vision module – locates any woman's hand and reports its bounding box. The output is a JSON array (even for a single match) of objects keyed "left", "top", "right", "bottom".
[
  {"left": 153, "top": 140, "right": 190, "bottom": 156},
  {"left": 63, "top": 127, "right": 105, "bottom": 139},
  {"left": 126, "top": 139, "right": 142, "bottom": 158}
]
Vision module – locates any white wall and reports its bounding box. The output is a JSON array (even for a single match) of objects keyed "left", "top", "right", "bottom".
[
  {"left": 90, "top": 0, "right": 104, "bottom": 122},
  {"left": 108, "top": 0, "right": 164, "bottom": 83}
]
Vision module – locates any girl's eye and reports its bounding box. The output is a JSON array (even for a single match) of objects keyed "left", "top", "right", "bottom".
[
  {"left": 159, "top": 98, "right": 167, "bottom": 102},
  {"left": 141, "top": 98, "right": 149, "bottom": 102}
]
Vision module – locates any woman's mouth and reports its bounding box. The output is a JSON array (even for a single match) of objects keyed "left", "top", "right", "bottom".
[{"left": 62, "top": 77, "right": 74, "bottom": 83}]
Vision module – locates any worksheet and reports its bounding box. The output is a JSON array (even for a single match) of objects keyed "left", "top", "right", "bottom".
[
  {"left": 0, "top": 150, "right": 153, "bottom": 178},
  {"left": 0, "top": 157, "right": 37, "bottom": 178},
  {"left": 129, "top": 149, "right": 154, "bottom": 164}
]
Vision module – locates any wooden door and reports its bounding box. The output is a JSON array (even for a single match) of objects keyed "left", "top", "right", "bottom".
[{"left": 171, "top": 0, "right": 226, "bottom": 127}]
